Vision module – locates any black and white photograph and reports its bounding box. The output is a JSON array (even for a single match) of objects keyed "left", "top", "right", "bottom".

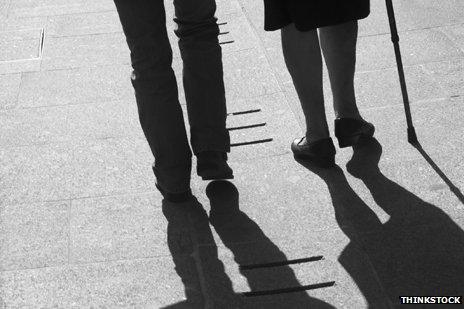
[{"left": 0, "top": 0, "right": 463, "bottom": 307}]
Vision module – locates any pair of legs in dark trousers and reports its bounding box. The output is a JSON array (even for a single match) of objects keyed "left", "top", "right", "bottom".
[{"left": 114, "top": 0, "right": 230, "bottom": 194}]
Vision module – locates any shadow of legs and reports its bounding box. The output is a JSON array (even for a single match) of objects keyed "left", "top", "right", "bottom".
[
  {"left": 295, "top": 159, "right": 389, "bottom": 307},
  {"left": 161, "top": 198, "right": 234, "bottom": 308},
  {"left": 206, "top": 180, "right": 336, "bottom": 308},
  {"left": 345, "top": 138, "right": 464, "bottom": 299},
  {"left": 298, "top": 137, "right": 464, "bottom": 305}
]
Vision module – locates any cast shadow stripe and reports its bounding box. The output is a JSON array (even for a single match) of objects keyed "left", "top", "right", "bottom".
[
  {"left": 240, "top": 256, "right": 324, "bottom": 270},
  {"left": 227, "top": 123, "right": 266, "bottom": 131},
  {"left": 231, "top": 138, "right": 273, "bottom": 147},
  {"left": 228, "top": 109, "right": 262, "bottom": 116},
  {"left": 241, "top": 281, "right": 336, "bottom": 297}
]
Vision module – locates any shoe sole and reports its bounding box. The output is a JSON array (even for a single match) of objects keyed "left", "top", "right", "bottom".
[
  {"left": 293, "top": 153, "right": 335, "bottom": 168},
  {"left": 200, "top": 171, "right": 234, "bottom": 181}
]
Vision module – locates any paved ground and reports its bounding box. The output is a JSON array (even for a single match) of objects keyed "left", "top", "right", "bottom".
[{"left": 1, "top": 0, "right": 463, "bottom": 308}]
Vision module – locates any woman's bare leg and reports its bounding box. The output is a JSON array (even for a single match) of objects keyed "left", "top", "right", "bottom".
[
  {"left": 281, "top": 23, "right": 330, "bottom": 143},
  {"left": 319, "top": 21, "right": 362, "bottom": 119}
]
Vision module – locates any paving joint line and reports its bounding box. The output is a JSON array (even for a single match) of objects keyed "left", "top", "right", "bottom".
[{"left": 357, "top": 20, "right": 464, "bottom": 39}]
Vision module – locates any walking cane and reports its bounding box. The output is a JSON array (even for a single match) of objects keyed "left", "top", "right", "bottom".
[{"left": 385, "top": 0, "right": 418, "bottom": 144}]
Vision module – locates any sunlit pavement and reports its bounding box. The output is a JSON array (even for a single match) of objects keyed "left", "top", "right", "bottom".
[{"left": 0, "top": 0, "right": 463, "bottom": 307}]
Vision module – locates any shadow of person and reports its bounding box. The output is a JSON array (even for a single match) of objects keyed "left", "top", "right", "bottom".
[
  {"left": 298, "top": 138, "right": 464, "bottom": 307},
  {"left": 161, "top": 198, "right": 235, "bottom": 309},
  {"left": 206, "top": 180, "right": 335, "bottom": 308}
]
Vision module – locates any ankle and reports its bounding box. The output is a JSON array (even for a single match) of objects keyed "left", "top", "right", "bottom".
[
  {"left": 305, "top": 132, "right": 330, "bottom": 143},
  {"left": 336, "top": 112, "right": 362, "bottom": 120}
]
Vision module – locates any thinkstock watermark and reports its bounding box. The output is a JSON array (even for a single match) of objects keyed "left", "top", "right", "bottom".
[{"left": 400, "top": 296, "right": 462, "bottom": 305}]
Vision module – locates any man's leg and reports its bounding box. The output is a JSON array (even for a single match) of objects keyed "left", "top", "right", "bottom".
[
  {"left": 172, "top": 0, "right": 232, "bottom": 180},
  {"left": 173, "top": 0, "right": 230, "bottom": 155},
  {"left": 114, "top": 0, "right": 192, "bottom": 195}
]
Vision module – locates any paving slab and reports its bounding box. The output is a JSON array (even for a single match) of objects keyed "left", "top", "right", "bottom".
[
  {"left": 0, "top": 201, "right": 69, "bottom": 271},
  {"left": 422, "top": 58, "right": 464, "bottom": 97},
  {"left": 0, "top": 28, "right": 43, "bottom": 62},
  {"left": 0, "top": 138, "right": 155, "bottom": 206},
  {"left": 0, "top": 73, "right": 21, "bottom": 109},
  {"left": 440, "top": 23, "right": 464, "bottom": 52},
  {"left": 0, "top": 143, "right": 74, "bottom": 206},
  {"left": 46, "top": 10, "right": 122, "bottom": 37},
  {"left": 70, "top": 193, "right": 168, "bottom": 263},
  {"left": 0, "top": 16, "right": 47, "bottom": 32},
  {"left": 0, "top": 58, "right": 41, "bottom": 75},
  {"left": 17, "top": 64, "right": 133, "bottom": 108},
  {"left": 360, "top": 98, "right": 464, "bottom": 162},
  {"left": 40, "top": 32, "right": 129, "bottom": 71},
  {"left": 8, "top": 0, "right": 114, "bottom": 18},
  {"left": 1, "top": 99, "right": 142, "bottom": 148},
  {"left": 0, "top": 0, "right": 9, "bottom": 18},
  {"left": 419, "top": 149, "right": 464, "bottom": 193},
  {"left": 399, "top": 0, "right": 464, "bottom": 30},
  {"left": 356, "top": 28, "right": 463, "bottom": 72},
  {"left": 0, "top": 257, "right": 201, "bottom": 308},
  {"left": 354, "top": 65, "right": 445, "bottom": 110},
  {"left": 0, "top": 105, "right": 68, "bottom": 147},
  {"left": 66, "top": 100, "right": 142, "bottom": 141}
]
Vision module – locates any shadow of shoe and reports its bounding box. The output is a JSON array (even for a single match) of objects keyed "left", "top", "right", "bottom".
[
  {"left": 346, "top": 138, "right": 382, "bottom": 178},
  {"left": 205, "top": 180, "right": 336, "bottom": 308}
]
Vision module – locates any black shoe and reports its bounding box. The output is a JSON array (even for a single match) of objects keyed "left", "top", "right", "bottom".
[
  {"left": 155, "top": 183, "right": 193, "bottom": 203},
  {"left": 291, "top": 137, "right": 336, "bottom": 168},
  {"left": 197, "top": 151, "right": 234, "bottom": 180},
  {"left": 334, "top": 118, "right": 375, "bottom": 148}
]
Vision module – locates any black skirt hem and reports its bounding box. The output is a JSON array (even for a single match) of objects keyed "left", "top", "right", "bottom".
[{"left": 264, "top": 10, "right": 370, "bottom": 32}]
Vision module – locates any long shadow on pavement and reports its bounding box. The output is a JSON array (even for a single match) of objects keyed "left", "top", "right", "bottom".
[
  {"left": 298, "top": 138, "right": 464, "bottom": 307},
  {"left": 161, "top": 198, "right": 212, "bottom": 308},
  {"left": 205, "top": 180, "right": 335, "bottom": 308},
  {"left": 160, "top": 182, "right": 335, "bottom": 308}
]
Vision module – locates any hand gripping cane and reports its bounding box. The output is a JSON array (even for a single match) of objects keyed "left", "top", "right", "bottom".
[{"left": 385, "top": 0, "right": 418, "bottom": 144}]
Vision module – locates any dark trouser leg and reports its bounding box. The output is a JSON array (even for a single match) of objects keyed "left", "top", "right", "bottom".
[
  {"left": 173, "top": 0, "right": 230, "bottom": 155},
  {"left": 114, "top": 0, "right": 191, "bottom": 193}
]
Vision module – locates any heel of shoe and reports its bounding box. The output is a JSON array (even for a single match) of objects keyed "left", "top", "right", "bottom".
[{"left": 337, "top": 134, "right": 361, "bottom": 148}]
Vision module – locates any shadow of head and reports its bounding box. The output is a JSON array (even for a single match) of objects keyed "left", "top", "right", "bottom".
[{"left": 206, "top": 180, "right": 240, "bottom": 216}]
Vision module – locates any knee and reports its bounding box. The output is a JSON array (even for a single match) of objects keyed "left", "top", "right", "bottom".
[{"left": 130, "top": 67, "right": 177, "bottom": 96}]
